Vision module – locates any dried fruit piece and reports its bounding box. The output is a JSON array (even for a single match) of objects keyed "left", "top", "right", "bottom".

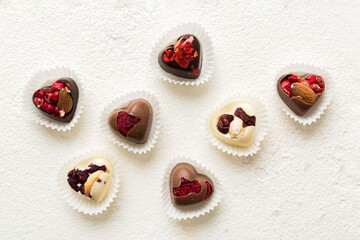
[
  {"left": 117, "top": 111, "right": 141, "bottom": 137},
  {"left": 170, "top": 162, "right": 214, "bottom": 206},
  {"left": 67, "top": 158, "right": 112, "bottom": 202},
  {"left": 291, "top": 83, "right": 316, "bottom": 105},
  {"left": 234, "top": 108, "right": 256, "bottom": 127},
  {"left": 217, "top": 114, "right": 234, "bottom": 134},
  {"left": 172, "top": 177, "right": 201, "bottom": 196},
  {"left": 32, "top": 78, "right": 78, "bottom": 122},
  {"left": 158, "top": 34, "right": 202, "bottom": 79}
]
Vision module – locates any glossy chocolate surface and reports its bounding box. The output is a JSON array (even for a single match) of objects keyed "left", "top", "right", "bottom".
[
  {"left": 170, "top": 162, "right": 214, "bottom": 206},
  {"left": 158, "top": 34, "right": 202, "bottom": 79},
  {"left": 108, "top": 99, "right": 153, "bottom": 144}
]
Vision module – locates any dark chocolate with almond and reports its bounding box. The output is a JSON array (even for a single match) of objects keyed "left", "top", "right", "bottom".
[
  {"left": 277, "top": 74, "right": 325, "bottom": 116},
  {"left": 108, "top": 99, "right": 153, "bottom": 144},
  {"left": 170, "top": 162, "right": 214, "bottom": 206},
  {"left": 158, "top": 34, "right": 202, "bottom": 79},
  {"left": 32, "top": 77, "right": 79, "bottom": 123}
]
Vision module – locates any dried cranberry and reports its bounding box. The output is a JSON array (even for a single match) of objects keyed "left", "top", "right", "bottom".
[
  {"left": 234, "top": 108, "right": 256, "bottom": 127},
  {"left": 67, "top": 164, "right": 106, "bottom": 194},
  {"left": 217, "top": 114, "right": 234, "bottom": 134}
]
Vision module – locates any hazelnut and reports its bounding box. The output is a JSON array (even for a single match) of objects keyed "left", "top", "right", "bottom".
[{"left": 229, "top": 118, "right": 245, "bottom": 139}]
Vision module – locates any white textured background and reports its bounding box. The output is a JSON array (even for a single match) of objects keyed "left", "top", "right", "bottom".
[{"left": 1, "top": 1, "right": 360, "bottom": 239}]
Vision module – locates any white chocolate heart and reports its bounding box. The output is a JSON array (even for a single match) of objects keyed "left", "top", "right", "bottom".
[{"left": 210, "top": 101, "right": 256, "bottom": 147}]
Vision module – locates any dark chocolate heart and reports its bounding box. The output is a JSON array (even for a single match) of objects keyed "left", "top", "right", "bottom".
[
  {"left": 108, "top": 99, "right": 153, "bottom": 144},
  {"left": 277, "top": 74, "right": 325, "bottom": 116},
  {"left": 32, "top": 77, "right": 79, "bottom": 123},
  {"left": 158, "top": 34, "right": 202, "bottom": 79},
  {"left": 170, "top": 162, "right": 214, "bottom": 206}
]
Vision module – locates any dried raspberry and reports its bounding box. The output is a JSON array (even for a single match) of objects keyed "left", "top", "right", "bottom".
[
  {"left": 191, "top": 65, "right": 200, "bottom": 76},
  {"left": 50, "top": 91, "right": 59, "bottom": 103},
  {"left": 234, "top": 108, "right": 256, "bottom": 127},
  {"left": 205, "top": 181, "right": 213, "bottom": 200},
  {"left": 306, "top": 75, "right": 325, "bottom": 94},
  {"left": 46, "top": 104, "right": 54, "bottom": 113},
  {"left": 173, "top": 178, "right": 201, "bottom": 197},
  {"left": 117, "top": 111, "right": 141, "bottom": 137},
  {"left": 42, "top": 102, "right": 49, "bottom": 112},
  {"left": 51, "top": 80, "right": 65, "bottom": 91},
  {"left": 35, "top": 89, "right": 45, "bottom": 98},
  {"left": 217, "top": 114, "right": 234, "bottom": 134},
  {"left": 165, "top": 35, "right": 199, "bottom": 69},
  {"left": 34, "top": 98, "right": 43, "bottom": 107}
]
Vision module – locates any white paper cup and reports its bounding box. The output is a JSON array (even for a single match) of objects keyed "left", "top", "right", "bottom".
[
  {"left": 22, "top": 66, "right": 85, "bottom": 131},
  {"left": 150, "top": 22, "right": 215, "bottom": 86},
  {"left": 206, "top": 94, "right": 269, "bottom": 157},
  {"left": 100, "top": 90, "right": 160, "bottom": 154},
  {"left": 58, "top": 149, "right": 121, "bottom": 215},
  {"left": 162, "top": 156, "right": 223, "bottom": 220},
  {"left": 275, "top": 63, "right": 332, "bottom": 125}
]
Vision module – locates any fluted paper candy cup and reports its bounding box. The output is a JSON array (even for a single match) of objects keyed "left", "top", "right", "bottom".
[
  {"left": 58, "top": 149, "right": 121, "bottom": 215},
  {"left": 162, "top": 156, "right": 223, "bottom": 220},
  {"left": 150, "top": 22, "right": 214, "bottom": 86},
  {"left": 206, "top": 94, "right": 269, "bottom": 157},
  {"left": 100, "top": 90, "right": 160, "bottom": 154},
  {"left": 275, "top": 63, "right": 332, "bottom": 125},
  {"left": 22, "top": 66, "right": 85, "bottom": 131}
]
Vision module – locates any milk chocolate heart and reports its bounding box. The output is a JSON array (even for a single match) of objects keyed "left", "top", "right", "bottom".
[
  {"left": 32, "top": 77, "right": 79, "bottom": 123},
  {"left": 67, "top": 157, "right": 112, "bottom": 202},
  {"left": 158, "top": 34, "right": 202, "bottom": 79},
  {"left": 170, "top": 163, "right": 214, "bottom": 206},
  {"left": 210, "top": 101, "right": 256, "bottom": 147},
  {"left": 108, "top": 99, "right": 153, "bottom": 144},
  {"left": 277, "top": 74, "right": 325, "bottom": 116}
]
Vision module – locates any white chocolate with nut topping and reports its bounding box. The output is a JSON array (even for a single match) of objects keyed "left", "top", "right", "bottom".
[
  {"left": 71, "top": 157, "right": 113, "bottom": 202},
  {"left": 210, "top": 101, "right": 256, "bottom": 147}
]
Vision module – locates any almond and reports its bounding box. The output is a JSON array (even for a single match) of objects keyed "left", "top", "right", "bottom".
[
  {"left": 57, "top": 88, "right": 73, "bottom": 113},
  {"left": 291, "top": 83, "right": 316, "bottom": 105}
]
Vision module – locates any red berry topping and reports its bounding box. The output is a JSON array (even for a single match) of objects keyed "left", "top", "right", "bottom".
[
  {"left": 116, "top": 111, "right": 141, "bottom": 137},
  {"left": 172, "top": 177, "right": 201, "bottom": 197},
  {"left": 163, "top": 35, "right": 199, "bottom": 71},
  {"left": 67, "top": 164, "right": 107, "bottom": 194},
  {"left": 234, "top": 108, "right": 256, "bottom": 127},
  {"left": 33, "top": 79, "right": 73, "bottom": 119},
  {"left": 205, "top": 181, "right": 213, "bottom": 200},
  {"left": 217, "top": 114, "right": 234, "bottom": 134}
]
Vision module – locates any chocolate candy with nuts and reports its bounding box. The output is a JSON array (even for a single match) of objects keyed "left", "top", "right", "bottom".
[
  {"left": 210, "top": 101, "right": 256, "bottom": 147},
  {"left": 277, "top": 74, "right": 325, "bottom": 116},
  {"left": 32, "top": 77, "right": 79, "bottom": 123}
]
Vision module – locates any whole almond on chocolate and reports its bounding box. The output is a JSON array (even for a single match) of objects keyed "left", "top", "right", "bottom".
[
  {"left": 57, "top": 88, "right": 73, "bottom": 113},
  {"left": 291, "top": 83, "right": 316, "bottom": 105}
]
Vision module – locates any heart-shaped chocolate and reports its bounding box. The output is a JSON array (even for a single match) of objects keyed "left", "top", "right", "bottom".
[
  {"left": 108, "top": 99, "right": 153, "bottom": 144},
  {"left": 170, "top": 163, "right": 214, "bottom": 206},
  {"left": 158, "top": 34, "right": 202, "bottom": 79},
  {"left": 32, "top": 77, "right": 79, "bottom": 123},
  {"left": 277, "top": 74, "right": 325, "bottom": 116},
  {"left": 67, "top": 157, "right": 112, "bottom": 202},
  {"left": 210, "top": 101, "right": 256, "bottom": 147}
]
